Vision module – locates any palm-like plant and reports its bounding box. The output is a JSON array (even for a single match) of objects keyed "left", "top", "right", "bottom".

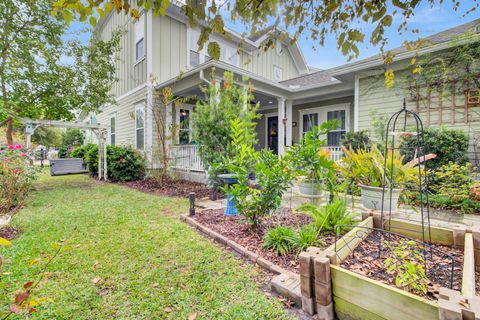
[{"left": 298, "top": 198, "right": 355, "bottom": 233}]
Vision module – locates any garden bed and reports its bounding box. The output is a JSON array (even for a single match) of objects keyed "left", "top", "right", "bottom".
[
  {"left": 0, "top": 226, "right": 21, "bottom": 241},
  {"left": 125, "top": 177, "right": 215, "bottom": 199},
  {"left": 340, "top": 232, "right": 464, "bottom": 301},
  {"left": 193, "top": 208, "right": 335, "bottom": 273}
]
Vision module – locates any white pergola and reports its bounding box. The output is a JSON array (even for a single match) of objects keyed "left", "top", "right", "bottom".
[{"left": 21, "top": 118, "right": 109, "bottom": 180}]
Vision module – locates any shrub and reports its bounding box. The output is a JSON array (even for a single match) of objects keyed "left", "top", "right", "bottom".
[
  {"left": 298, "top": 198, "right": 355, "bottom": 233},
  {"left": 263, "top": 226, "right": 295, "bottom": 256},
  {"left": 85, "top": 145, "right": 145, "bottom": 182},
  {"left": 225, "top": 118, "right": 295, "bottom": 226},
  {"left": 290, "top": 224, "right": 324, "bottom": 252},
  {"left": 70, "top": 143, "right": 96, "bottom": 160},
  {"left": 58, "top": 145, "right": 69, "bottom": 158},
  {"left": 0, "top": 145, "right": 38, "bottom": 216},
  {"left": 400, "top": 127, "right": 469, "bottom": 170},
  {"left": 341, "top": 130, "right": 372, "bottom": 151}
]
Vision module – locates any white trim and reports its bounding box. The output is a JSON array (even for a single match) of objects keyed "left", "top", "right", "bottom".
[
  {"left": 277, "top": 97, "right": 286, "bottom": 156},
  {"left": 298, "top": 103, "right": 350, "bottom": 145},
  {"left": 115, "top": 84, "right": 147, "bottom": 102},
  {"left": 109, "top": 112, "right": 117, "bottom": 145},
  {"left": 134, "top": 14, "right": 145, "bottom": 63},
  {"left": 354, "top": 74, "right": 360, "bottom": 132},
  {"left": 186, "top": 27, "right": 191, "bottom": 69},
  {"left": 135, "top": 103, "right": 146, "bottom": 150},
  {"left": 175, "top": 104, "right": 194, "bottom": 144},
  {"left": 285, "top": 100, "right": 292, "bottom": 146},
  {"left": 264, "top": 112, "right": 278, "bottom": 149},
  {"left": 146, "top": 11, "right": 154, "bottom": 162}
]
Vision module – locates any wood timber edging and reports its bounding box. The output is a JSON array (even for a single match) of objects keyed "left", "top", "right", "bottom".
[{"left": 180, "top": 213, "right": 297, "bottom": 277}]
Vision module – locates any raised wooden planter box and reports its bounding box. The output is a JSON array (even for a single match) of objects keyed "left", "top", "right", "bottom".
[{"left": 298, "top": 213, "right": 480, "bottom": 320}]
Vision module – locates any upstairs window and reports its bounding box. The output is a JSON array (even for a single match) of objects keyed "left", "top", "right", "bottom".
[
  {"left": 135, "top": 105, "right": 145, "bottom": 150},
  {"left": 134, "top": 14, "right": 145, "bottom": 62},
  {"left": 189, "top": 30, "right": 200, "bottom": 67}
]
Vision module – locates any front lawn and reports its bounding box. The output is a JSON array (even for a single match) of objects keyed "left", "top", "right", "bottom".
[{"left": 0, "top": 173, "right": 291, "bottom": 319}]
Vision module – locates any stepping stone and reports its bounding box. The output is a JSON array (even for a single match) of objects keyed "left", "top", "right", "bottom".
[{"left": 271, "top": 273, "right": 302, "bottom": 306}]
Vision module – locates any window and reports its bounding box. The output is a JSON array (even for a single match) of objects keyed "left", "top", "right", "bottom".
[
  {"left": 110, "top": 114, "right": 116, "bottom": 145},
  {"left": 326, "top": 110, "right": 346, "bottom": 146},
  {"left": 229, "top": 51, "right": 238, "bottom": 66},
  {"left": 134, "top": 14, "right": 145, "bottom": 62},
  {"left": 190, "top": 50, "right": 200, "bottom": 67},
  {"left": 273, "top": 65, "right": 283, "bottom": 81},
  {"left": 189, "top": 29, "right": 200, "bottom": 67},
  {"left": 302, "top": 113, "right": 318, "bottom": 137},
  {"left": 135, "top": 106, "right": 145, "bottom": 149},
  {"left": 178, "top": 109, "right": 191, "bottom": 145}
]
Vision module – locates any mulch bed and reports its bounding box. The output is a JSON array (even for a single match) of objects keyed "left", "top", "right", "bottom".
[
  {"left": 193, "top": 208, "right": 335, "bottom": 273},
  {"left": 340, "top": 232, "right": 464, "bottom": 301},
  {"left": 125, "top": 177, "right": 215, "bottom": 199},
  {"left": 0, "top": 226, "right": 22, "bottom": 241}
]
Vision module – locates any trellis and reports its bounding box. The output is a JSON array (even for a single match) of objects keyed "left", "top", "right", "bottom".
[{"left": 20, "top": 118, "right": 109, "bottom": 180}]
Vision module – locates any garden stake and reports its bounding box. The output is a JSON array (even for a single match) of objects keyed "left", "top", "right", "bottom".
[{"left": 189, "top": 192, "right": 195, "bottom": 217}]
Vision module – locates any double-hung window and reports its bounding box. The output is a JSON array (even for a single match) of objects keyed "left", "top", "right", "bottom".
[
  {"left": 326, "top": 110, "right": 346, "bottom": 146},
  {"left": 134, "top": 14, "right": 145, "bottom": 62},
  {"left": 302, "top": 113, "right": 318, "bottom": 137},
  {"left": 135, "top": 105, "right": 145, "bottom": 150},
  {"left": 110, "top": 113, "right": 116, "bottom": 146},
  {"left": 176, "top": 106, "right": 193, "bottom": 145}
]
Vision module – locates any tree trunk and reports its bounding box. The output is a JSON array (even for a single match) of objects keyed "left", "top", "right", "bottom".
[{"left": 5, "top": 117, "right": 13, "bottom": 146}]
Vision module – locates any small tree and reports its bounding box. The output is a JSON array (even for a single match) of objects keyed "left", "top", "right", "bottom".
[{"left": 192, "top": 71, "right": 260, "bottom": 192}]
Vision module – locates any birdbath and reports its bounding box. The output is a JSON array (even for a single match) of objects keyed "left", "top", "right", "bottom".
[{"left": 218, "top": 173, "right": 239, "bottom": 216}]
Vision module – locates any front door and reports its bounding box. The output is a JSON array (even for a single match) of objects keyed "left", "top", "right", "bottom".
[{"left": 267, "top": 116, "right": 278, "bottom": 154}]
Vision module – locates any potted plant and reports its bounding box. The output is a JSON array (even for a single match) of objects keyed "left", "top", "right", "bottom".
[
  {"left": 289, "top": 122, "right": 338, "bottom": 196},
  {"left": 339, "top": 145, "right": 416, "bottom": 211}
]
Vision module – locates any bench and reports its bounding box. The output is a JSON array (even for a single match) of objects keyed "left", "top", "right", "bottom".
[{"left": 50, "top": 158, "right": 88, "bottom": 176}]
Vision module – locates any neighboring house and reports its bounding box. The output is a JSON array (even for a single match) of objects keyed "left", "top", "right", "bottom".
[{"left": 87, "top": 5, "right": 479, "bottom": 181}]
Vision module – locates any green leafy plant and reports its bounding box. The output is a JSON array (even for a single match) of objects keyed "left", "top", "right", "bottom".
[
  {"left": 341, "top": 130, "right": 372, "bottom": 151},
  {"left": 400, "top": 127, "right": 469, "bottom": 170},
  {"left": 85, "top": 145, "right": 145, "bottom": 182},
  {"left": 0, "top": 144, "right": 39, "bottom": 216},
  {"left": 297, "top": 198, "right": 354, "bottom": 233},
  {"left": 225, "top": 118, "right": 295, "bottom": 226},
  {"left": 70, "top": 143, "right": 96, "bottom": 160},
  {"left": 263, "top": 226, "right": 295, "bottom": 256},
  {"left": 192, "top": 71, "right": 260, "bottom": 192},
  {"left": 383, "top": 239, "right": 430, "bottom": 295},
  {"left": 339, "top": 145, "right": 417, "bottom": 188},
  {"left": 290, "top": 224, "right": 324, "bottom": 253}
]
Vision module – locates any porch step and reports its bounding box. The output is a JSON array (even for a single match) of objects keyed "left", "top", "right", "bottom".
[{"left": 271, "top": 273, "right": 302, "bottom": 306}]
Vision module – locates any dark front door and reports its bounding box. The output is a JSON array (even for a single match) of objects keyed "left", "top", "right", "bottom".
[{"left": 267, "top": 116, "right": 278, "bottom": 154}]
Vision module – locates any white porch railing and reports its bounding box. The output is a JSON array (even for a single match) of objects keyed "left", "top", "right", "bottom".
[
  {"left": 170, "top": 145, "right": 205, "bottom": 172},
  {"left": 326, "top": 146, "right": 343, "bottom": 162},
  {"left": 169, "top": 144, "right": 343, "bottom": 172}
]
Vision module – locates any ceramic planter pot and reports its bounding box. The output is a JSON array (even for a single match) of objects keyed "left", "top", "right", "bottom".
[
  {"left": 359, "top": 184, "right": 403, "bottom": 212},
  {"left": 298, "top": 181, "right": 323, "bottom": 196}
]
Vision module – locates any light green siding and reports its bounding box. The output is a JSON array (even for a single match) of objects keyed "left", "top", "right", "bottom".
[
  {"left": 96, "top": 87, "right": 148, "bottom": 147},
  {"left": 240, "top": 45, "right": 301, "bottom": 81},
  {"left": 358, "top": 70, "right": 480, "bottom": 136},
  {"left": 152, "top": 15, "right": 188, "bottom": 83},
  {"left": 97, "top": 12, "right": 147, "bottom": 97}
]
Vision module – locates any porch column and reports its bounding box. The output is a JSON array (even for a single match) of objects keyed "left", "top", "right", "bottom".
[
  {"left": 277, "top": 97, "right": 286, "bottom": 156},
  {"left": 285, "top": 100, "right": 293, "bottom": 147}
]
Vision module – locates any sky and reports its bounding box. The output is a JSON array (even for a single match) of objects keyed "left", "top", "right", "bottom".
[{"left": 68, "top": 0, "right": 480, "bottom": 70}]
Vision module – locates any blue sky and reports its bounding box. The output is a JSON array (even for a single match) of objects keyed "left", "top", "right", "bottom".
[{"left": 68, "top": 1, "right": 479, "bottom": 69}]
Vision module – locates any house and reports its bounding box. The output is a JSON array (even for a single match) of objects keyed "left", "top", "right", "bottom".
[{"left": 88, "top": 5, "right": 480, "bottom": 181}]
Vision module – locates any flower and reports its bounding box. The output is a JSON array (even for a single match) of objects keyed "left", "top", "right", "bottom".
[
  {"left": 15, "top": 144, "right": 22, "bottom": 149},
  {"left": 3, "top": 158, "right": 9, "bottom": 162},
  {"left": 12, "top": 169, "right": 21, "bottom": 174},
  {"left": 8, "top": 145, "right": 14, "bottom": 149},
  {"left": 21, "top": 152, "right": 27, "bottom": 157}
]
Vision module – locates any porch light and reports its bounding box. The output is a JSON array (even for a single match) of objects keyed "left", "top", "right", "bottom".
[{"left": 268, "top": 101, "right": 273, "bottom": 104}]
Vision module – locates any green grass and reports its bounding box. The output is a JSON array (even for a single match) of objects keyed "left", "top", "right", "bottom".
[{"left": 0, "top": 173, "right": 291, "bottom": 319}]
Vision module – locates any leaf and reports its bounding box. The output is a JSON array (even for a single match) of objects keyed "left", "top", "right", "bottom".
[
  {"left": 92, "top": 276, "right": 102, "bottom": 285},
  {"left": 188, "top": 312, "right": 197, "bottom": 320},
  {"left": 9, "top": 304, "right": 21, "bottom": 313},
  {"left": 62, "top": 10, "right": 74, "bottom": 24},
  {"left": 30, "top": 258, "right": 40, "bottom": 265},
  {"left": 23, "top": 281, "right": 34, "bottom": 289},
  {"left": 89, "top": 16, "right": 97, "bottom": 27},
  {"left": 0, "top": 237, "right": 11, "bottom": 247},
  {"left": 104, "top": 2, "right": 113, "bottom": 14},
  {"left": 15, "top": 291, "right": 30, "bottom": 304}
]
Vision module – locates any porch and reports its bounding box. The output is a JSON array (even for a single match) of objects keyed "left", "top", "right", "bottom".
[{"left": 156, "top": 60, "right": 354, "bottom": 174}]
